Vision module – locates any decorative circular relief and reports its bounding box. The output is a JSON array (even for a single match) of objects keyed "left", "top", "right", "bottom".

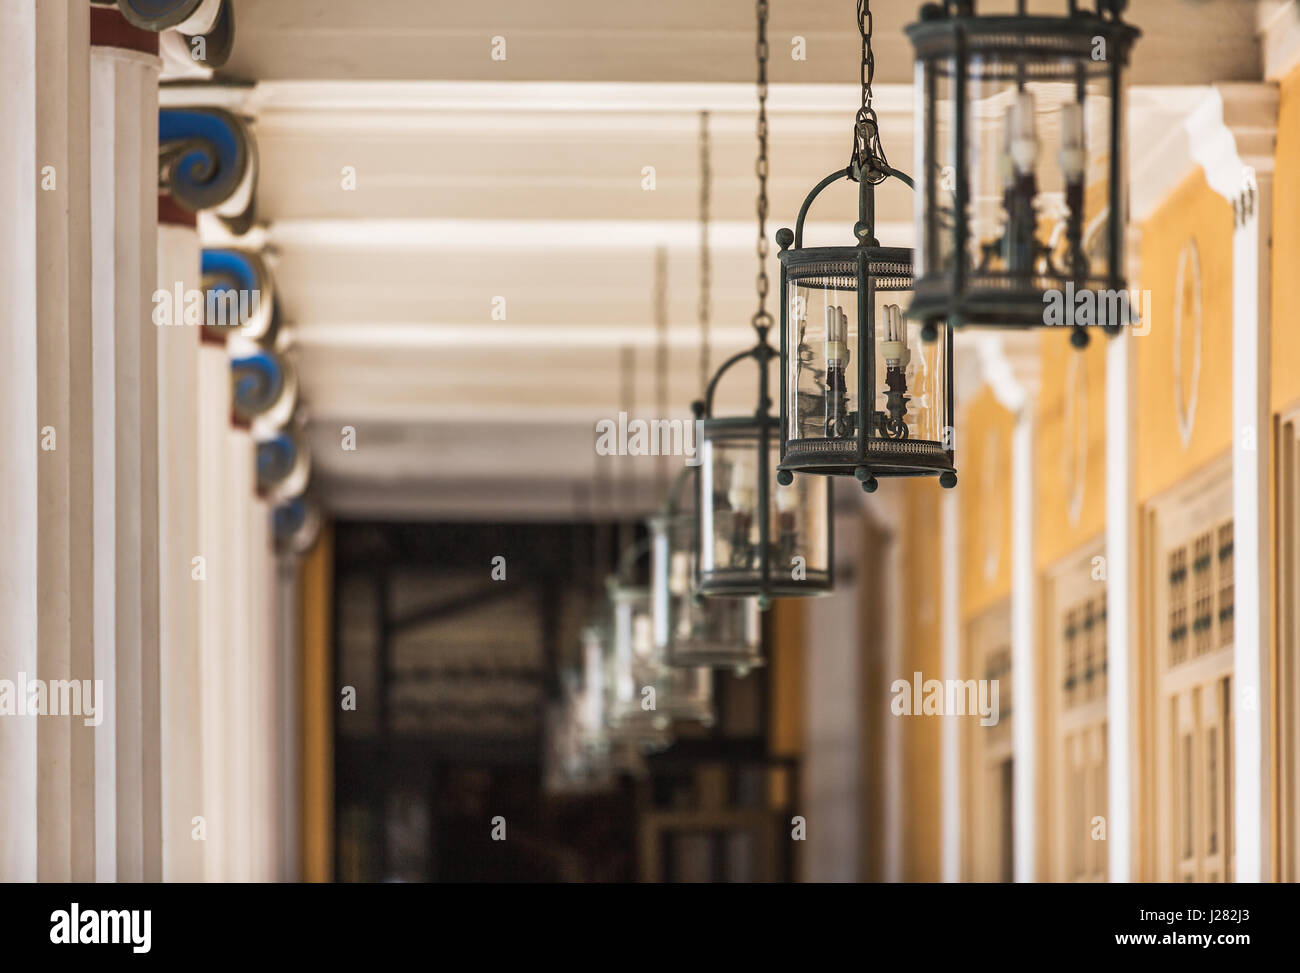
[
  {"left": 1172, "top": 239, "right": 1202, "bottom": 448},
  {"left": 1062, "top": 350, "right": 1088, "bottom": 528}
]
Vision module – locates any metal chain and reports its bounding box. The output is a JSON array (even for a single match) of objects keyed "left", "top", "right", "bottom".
[
  {"left": 852, "top": 0, "right": 889, "bottom": 183},
  {"left": 698, "top": 112, "right": 712, "bottom": 395},
  {"left": 654, "top": 247, "right": 669, "bottom": 501},
  {"left": 753, "top": 0, "right": 772, "bottom": 333}
]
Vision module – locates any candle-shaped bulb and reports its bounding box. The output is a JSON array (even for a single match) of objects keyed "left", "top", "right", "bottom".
[
  {"left": 999, "top": 104, "right": 1016, "bottom": 187},
  {"left": 1010, "top": 90, "right": 1038, "bottom": 175},
  {"left": 727, "top": 458, "right": 755, "bottom": 511},
  {"left": 1058, "top": 101, "right": 1086, "bottom": 182},
  {"left": 669, "top": 550, "right": 691, "bottom": 596},
  {"left": 633, "top": 614, "right": 654, "bottom": 659}
]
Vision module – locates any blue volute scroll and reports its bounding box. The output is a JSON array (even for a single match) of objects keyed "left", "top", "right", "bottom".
[
  {"left": 201, "top": 247, "right": 277, "bottom": 345},
  {"left": 256, "top": 428, "right": 311, "bottom": 502},
  {"left": 116, "top": 0, "right": 207, "bottom": 30},
  {"left": 159, "top": 106, "right": 250, "bottom": 213},
  {"left": 272, "top": 496, "right": 321, "bottom": 555},
  {"left": 118, "top": 0, "right": 235, "bottom": 67},
  {"left": 231, "top": 348, "right": 287, "bottom": 424}
]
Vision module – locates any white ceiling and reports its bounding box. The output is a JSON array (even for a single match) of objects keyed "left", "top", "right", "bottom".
[
  {"left": 222, "top": 0, "right": 1262, "bottom": 85},
  {"left": 182, "top": 0, "right": 1271, "bottom": 518}
]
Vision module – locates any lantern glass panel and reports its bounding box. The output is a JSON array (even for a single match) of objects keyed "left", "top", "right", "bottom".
[
  {"left": 964, "top": 62, "right": 1114, "bottom": 287},
  {"left": 909, "top": 14, "right": 1135, "bottom": 330},
  {"left": 872, "top": 313, "right": 949, "bottom": 445},
  {"left": 914, "top": 56, "right": 957, "bottom": 284},
  {"left": 698, "top": 426, "right": 830, "bottom": 594},
  {"left": 652, "top": 512, "right": 763, "bottom": 670},
  {"left": 786, "top": 268, "right": 860, "bottom": 444},
  {"left": 785, "top": 260, "right": 949, "bottom": 449},
  {"left": 606, "top": 582, "right": 713, "bottom": 736}
]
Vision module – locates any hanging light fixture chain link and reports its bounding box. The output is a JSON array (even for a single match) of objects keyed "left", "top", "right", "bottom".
[
  {"left": 852, "top": 0, "right": 889, "bottom": 183},
  {"left": 698, "top": 111, "right": 712, "bottom": 395},
  {"left": 753, "top": 0, "right": 772, "bottom": 334}
]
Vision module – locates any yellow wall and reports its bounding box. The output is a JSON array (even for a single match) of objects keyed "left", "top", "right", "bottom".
[
  {"left": 960, "top": 387, "right": 1016, "bottom": 618},
  {"left": 900, "top": 477, "right": 944, "bottom": 881},
  {"left": 1037, "top": 331, "right": 1107, "bottom": 567},
  {"left": 1273, "top": 62, "right": 1300, "bottom": 415},
  {"left": 768, "top": 598, "right": 804, "bottom": 758},
  {"left": 300, "top": 522, "right": 334, "bottom": 882},
  {"left": 1136, "top": 169, "right": 1236, "bottom": 502}
]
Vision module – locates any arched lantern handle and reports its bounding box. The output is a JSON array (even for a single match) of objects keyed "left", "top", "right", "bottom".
[
  {"left": 792, "top": 165, "right": 915, "bottom": 250},
  {"left": 611, "top": 537, "right": 652, "bottom": 588},
  {"left": 662, "top": 466, "right": 696, "bottom": 518},
  {"left": 698, "top": 344, "right": 774, "bottom": 420}
]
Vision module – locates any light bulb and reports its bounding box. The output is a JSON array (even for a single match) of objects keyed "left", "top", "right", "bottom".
[
  {"left": 727, "top": 458, "right": 755, "bottom": 511},
  {"left": 1010, "top": 90, "right": 1038, "bottom": 175},
  {"left": 1058, "top": 102, "right": 1086, "bottom": 182}
]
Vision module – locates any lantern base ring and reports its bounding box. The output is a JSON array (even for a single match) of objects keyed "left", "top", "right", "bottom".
[{"left": 780, "top": 437, "right": 953, "bottom": 480}]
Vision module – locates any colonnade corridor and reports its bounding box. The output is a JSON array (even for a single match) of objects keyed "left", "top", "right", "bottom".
[{"left": 0, "top": 0, "right": 1297, "bottom": 957}]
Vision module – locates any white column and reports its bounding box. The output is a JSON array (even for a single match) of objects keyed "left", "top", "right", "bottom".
[
  {"left": 90, "top": 32, "right": 162, "bottom": 882},
  {"left": 1188, "top": 84, "right": 1277, "bottom": 884},
  {"left": 0, "top": 0, "right": 93, "bottom": 883},
  {"left": 157, "top": 219, "right": 204, "bottom": 880},
  {"left": 1230, "top": 167, "right": 1274, "bottom": 884},
  {"left": 277, "top": 556, "right": 302, "bottom": 881},
  {"left": 226, "top": 425, "right": 254, "bottom": 881},
  {"left": 976, "top": 333, "right": 1039, "bottom": 882},
  {"left": 1105, "top": 289, "right": 1138, "bottom": 883},
  {"left": 940, "top": 344, "right": 982, "bottom": 883},
  {"left": 1104, "top": 221, "right": 1147, "bottom": 882},
  {"left": 246, "top": 489, "right": 275, "bottom": 880},
  {"left": 197, "top": 337, "right": 232, "bottom": 881},
  {"left": 1010, "top": 400, "right": 1037, "bottom": 883}
]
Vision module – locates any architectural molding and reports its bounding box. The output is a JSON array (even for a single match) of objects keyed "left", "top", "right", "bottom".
[
  {"left": 1188, "top": 84, "right": 1278, "bottom": 209},
  {"left": 1259, "top": 1, "right": 1300, "bottom": 82}
]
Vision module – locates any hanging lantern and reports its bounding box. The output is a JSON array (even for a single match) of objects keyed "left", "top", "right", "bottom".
[
  {"left": 776, "top": 0, "right": 956, "bottom": 493},
  {"left": 905, "top": 0, "right": 1139, "bottom": 346},
  {"left": 695, "top": 0, "right": 834, "bottom": 606},
  {"left": 605, "top": 543, "right": 714, "bottom": 746},
  {"left": 651, "top": 470, "right": 763, "bottom": 673}
]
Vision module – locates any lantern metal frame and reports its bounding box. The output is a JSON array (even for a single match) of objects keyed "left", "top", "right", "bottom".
[
  {"left": 653, "top": 467, "right": 765, "bottom": 673},
  {"left": 693, "top": 350, "right": 835, "bottom": 604},
  {"left": 605, "top": 540, "right": 715, "bottom": 740},
  {"left": 775, "top": 164, "right": 957, "bottom": 491},
  {"left": 904, "top": 0, "right": 1140, "bottom": 341}
]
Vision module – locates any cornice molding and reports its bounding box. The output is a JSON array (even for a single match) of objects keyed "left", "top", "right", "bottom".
[
  {"left": 1260, "top": 0, "right": 1300, "bottom": 81},
  {"left": 1186, "top": 83, "right": 1277, "bottom": 226},
  {"left": 962, "top": 331, "right": 1042, "bottom": 416}
]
